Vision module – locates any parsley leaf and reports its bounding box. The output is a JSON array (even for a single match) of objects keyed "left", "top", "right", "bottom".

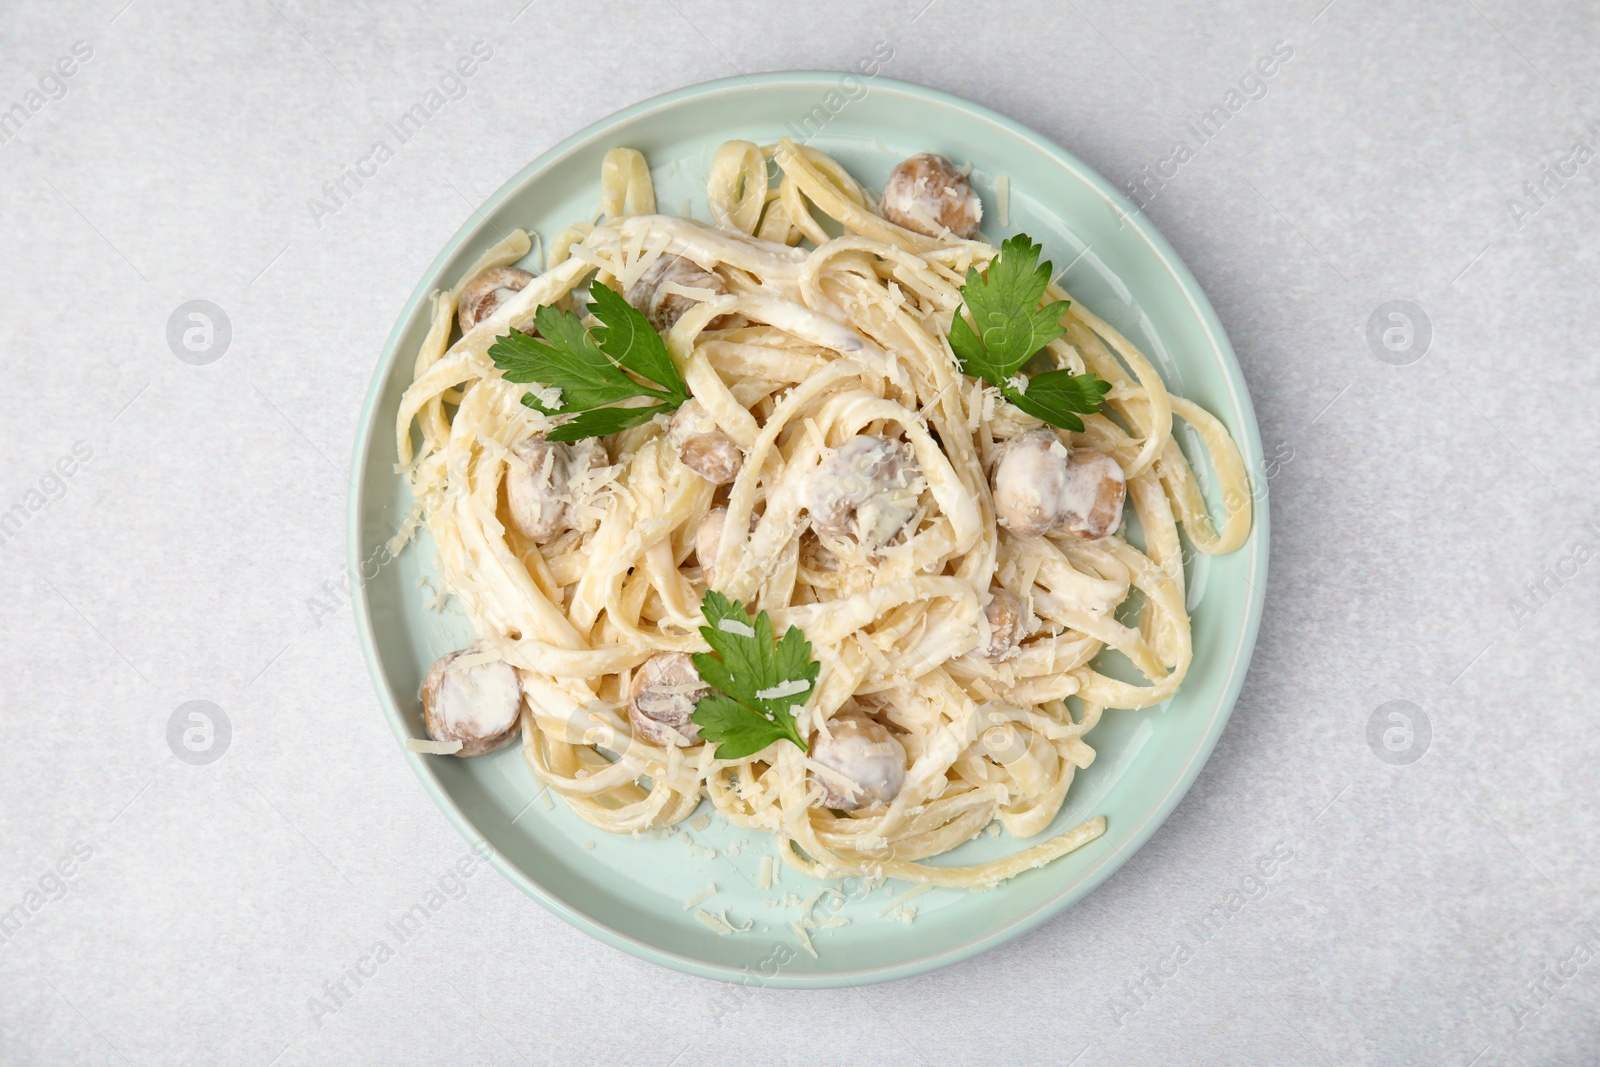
[
  {"left": 544, "top": 402, "right": 677, "bottom": 442},
  {"left": 690, "top": 591, "right": 818, "bottom": 760},
  {"left": 949, "top": 233, "right": 1110, "bottom": 433},
  {"left": 586, "top": 282, "right": 684, "bottom": 399},
  {"left": 488, "top": 283, "right": 689, "bottom": 442},
  {"left": 1003, "top": 368, "right": 1113, "bottom": 434}
]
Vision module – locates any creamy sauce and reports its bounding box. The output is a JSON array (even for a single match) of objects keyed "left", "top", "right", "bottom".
[
  {"left": 437, "top": 658, "right": 520, "bottom": 739},
  {"left": 809, "top": 435, "right": 924, "bottom": 548}
]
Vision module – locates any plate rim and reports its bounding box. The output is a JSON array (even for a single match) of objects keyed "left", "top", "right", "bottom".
[{"left": 348, "top": 69, "right": 1270, "bottom": 988}]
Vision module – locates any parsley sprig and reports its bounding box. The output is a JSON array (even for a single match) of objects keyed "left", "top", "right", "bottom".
[
  {"left": 488, "top": 283, "right": 689, "bottom": 442},
  {"left": 690, "top": 591, "right": 819, "bottom": 761},
  {"left": 949, "top": 233, "right": 1111, "bottom": 432}
]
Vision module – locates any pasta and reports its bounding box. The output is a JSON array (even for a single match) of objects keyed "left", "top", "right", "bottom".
[{"left": 393, "top": 138, "right": 1253, "bottom": 889}]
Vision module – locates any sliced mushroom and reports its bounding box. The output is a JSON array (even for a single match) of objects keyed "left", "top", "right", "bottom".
[
  {"left": 421, "top": 649, "right": 522, "bottom": 757},
  {"left": 505, "top": 437, "right": 607, "bottom": 543},
  {"left": 990, "top": 429, "right": 1125, "bottom": 540},
  {"left": 977, "top": 587, "right": 1028, "bottom": 662},
  {"left": 807, "top": 435, "right": 923, "bottom": 549},
  {"left": 625, "top": 254, "right": 726, "bottom": 333},
  {"left": 880, "top": 154, "right": 982, "bottom": 239},
  {"left": 627, "top": 652, "right": 708, "bottom": 748},
  {"left": 668, "top": 399, "right": 742, "bottom": 484},
  {"left": 458, "top": 266, "right": 536, "bottom": 333},
  {"left": 695, "top": 507, "right": 728, "bottom": 587},
  {"left": 810, "top": 716, "right": 907, "bottom": 811}
]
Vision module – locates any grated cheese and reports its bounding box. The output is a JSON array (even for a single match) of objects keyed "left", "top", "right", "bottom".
[
  {"left": 876, "top": 884, "right": 932, "bottom": 917},
  {"left": 696, "top": 909, "right": 732, "bottom": 935},
  {"left": 755, "top": 679, "right": 811, "bottom": 701},
  {"left": 683, "top": 884, "right": 717, "bottom": 910},
  {"left": 758, "top": 856, "right": 775, "bottom": 889},
  {"left": 717, "top": 618, "right": 756, "bottom": 638},
  {"left": 384, "top": 504, "right": 425, "bottom": 557},
  {"left": 529, "top": 384, "right": 563, "bottom": 411},
  {"left": 996, "top": 174, "right": 1010, "bottom": 227},
  {"left": 695, "top": 907, "right": 750, "bottom": 935}
]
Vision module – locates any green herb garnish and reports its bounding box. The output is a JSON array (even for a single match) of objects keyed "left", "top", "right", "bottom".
[
  {"left": 949, "top": 233, "right": 1111, "bottom": 432},
  {"left": 690, "top": 591, "right": 818, "bottom": 760},
  {"left": 488, "top": 283, "right": 689, "bottom": 442}
]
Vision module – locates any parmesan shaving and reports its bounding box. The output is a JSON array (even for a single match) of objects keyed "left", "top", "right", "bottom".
[
  {"left": 877, "top": 883, "right": 932, "bottom": 917},
  {"left": 754, "top": 679, "right": 810, "bottom": 701},
  {"left": 695, "top": 909, "right": 732, "bottom": 935},
  {"left": 695, "top": 907, "right": 750, "bottom": 935},
  {"left": 529, "top": 384, "right": 563, "bottom": 411},
  {"left": 791, "top": 922, "right": 817, "bottom": 958},
  {"left": 683, "top": 884, "right": 717, "bottom": 910}
]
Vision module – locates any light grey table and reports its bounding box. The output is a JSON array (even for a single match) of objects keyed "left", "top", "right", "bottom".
[{"left": 3, "top": 1, "right": 1597, "bottom": 1064}]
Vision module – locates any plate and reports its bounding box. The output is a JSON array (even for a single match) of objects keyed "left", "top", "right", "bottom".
[{"left": 349, "top": 72, "right": 1268, "bottom": 987}]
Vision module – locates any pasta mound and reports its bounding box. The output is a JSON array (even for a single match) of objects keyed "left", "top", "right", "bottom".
[{"left": 394, "top": 139, "right": 1252, "bottom": 888}]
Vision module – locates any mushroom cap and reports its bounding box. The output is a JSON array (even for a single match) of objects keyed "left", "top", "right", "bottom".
[
  {"left": 624, "top": 254, "right": 725, "bottom": 333},
  {"left": 459, "top": 266, "right": 536, "bottom": 333},
  {"left": 628, "top": 652, "right": 708, "bottom": 748},
  {"left": 991, "top": 431, "right": 1127, "bottom": 540},
  {"left": 978, "top": 587, "right": 1028, "bottom": 662},
  {"left": 669, "top": 400, "right": 743, "bottom": 485},
  {"left": 880, "top": 153, "right": 982, "bottom": 239},
  {"left": 504, "top": 437, "right": 608, "bottom": 543},
  {"left": 1057, "top": 450, "right": 1126, "bottom": 540},
  {"left": 680, "top": 433, "right": 742, "bottom": 484},
  {"left": 991, "top": 430, "right": 1070, "bottom": 536},
  {"left": 811, "top": 716, "right": 907, "bottom": 810},
  {"left": 505, "top": 438, "right": 566, "bottom": 543},
  {"left": 807, "top": 434, "right": 923, "bottom": 547},
  {"left": 421, "top": 649, "right": 522, "bottom": 758}
]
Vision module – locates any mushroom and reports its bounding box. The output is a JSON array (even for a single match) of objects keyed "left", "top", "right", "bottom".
[
  {"left": 880, "top": 153, "right": 982, "bottom": 239},
  {"left": 807, "top": 435, "right": 923, "bottom": 549},
  {"left": 668, "top": 400, "right": 742, "bottom": 484},
  {"left": 627, "top": 652, "right": 708, "bottom": 748},
  {"left": 505, "top": 437, "right": 607, "bottom": 543},
  {"left": 977, "top": 587, "right": 1028, "bottom": 662},
  {"left": 458, "top": 266, "right": 536, "bottom": 333},
  {"left": 695, "top": 507, "right": 729, "bottom": 587},
  {"left": 990, "top": 429, "right": 1125, "bottom": 540},
  {"left": 810, "top": 716, "right": 907, "bottom": 811},
  {"left": 624, "top": 254, "right": 726, "bottom": 333},
  {"left": 421, "top": 649, "right": 522, "bottom": 757}
]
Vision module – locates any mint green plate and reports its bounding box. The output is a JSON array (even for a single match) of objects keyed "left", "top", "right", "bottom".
[{"left": 350, "top": 72, "right": 1268, "bottom": 987}]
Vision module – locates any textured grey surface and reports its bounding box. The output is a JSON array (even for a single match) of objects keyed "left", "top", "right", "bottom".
[{"left": 2, "top": 0, "right": 1598, "bottom": 1064}]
